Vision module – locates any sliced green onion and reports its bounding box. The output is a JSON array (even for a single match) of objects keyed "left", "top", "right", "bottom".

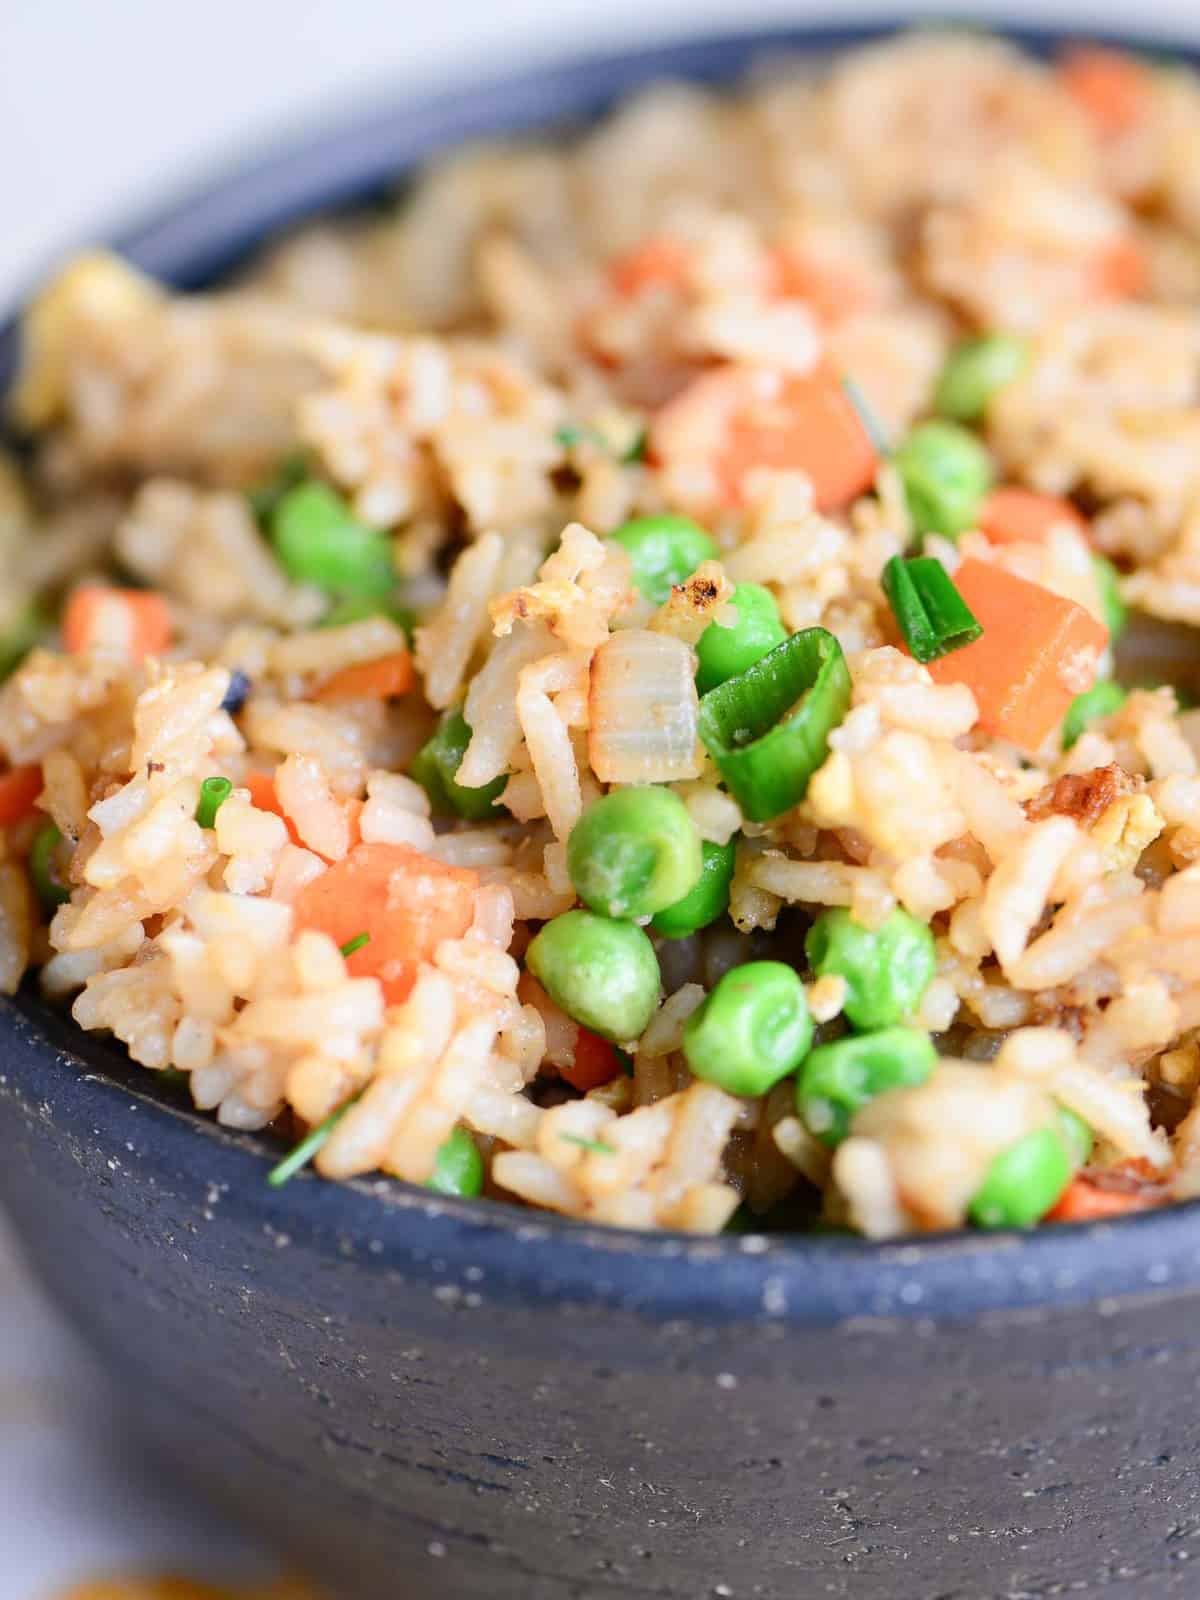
[
  {"left": 267, "top": 1091, "right": 363, "bottom": 1188},
  {"left": 698, "top": 627, "right": 851, "bottom": 822},
  {"left": 841, "top": 375, "right": 890, "bottom": 457},
  {"left": 29, "top": 821, "right": 70, "bottom": 913},
  {"left": 881, "top": 555, "right": 983, "bottom": 663},
  {"left": 559, "top": 1132, "right": 616, "bottom": 1155},
  {"left": 195, "top": 776, "right": 233, "bottom": 829},
  {"left": 615, "top": 1047, "right": 635, "bottom": 1077},
  {"left": 623, "top": 427, "right": 648, "bottom": 465},
  {"left": 340, "top": 931, "right": 370, "bottom": 958}
]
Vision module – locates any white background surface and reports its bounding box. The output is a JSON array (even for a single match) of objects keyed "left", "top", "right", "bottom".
[
  {"left": 3, "top": 2, "right": 1200, "bottom": 1595},
  {"left": 3, "top": 0, "right": 1200, "bottom": 303}
]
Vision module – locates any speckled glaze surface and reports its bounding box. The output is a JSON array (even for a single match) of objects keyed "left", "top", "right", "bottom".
[{"left": 5, "top": 23, "right": 1200, "bottom": 1598}]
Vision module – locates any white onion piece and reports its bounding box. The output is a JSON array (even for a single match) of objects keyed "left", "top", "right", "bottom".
[{"left": 588, "top": 629, "right": 702, "bottom": 785}]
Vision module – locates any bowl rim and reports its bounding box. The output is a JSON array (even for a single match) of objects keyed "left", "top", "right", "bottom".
[{"left": 4, "top": 14, "right": 1200, "bottom": 1315}]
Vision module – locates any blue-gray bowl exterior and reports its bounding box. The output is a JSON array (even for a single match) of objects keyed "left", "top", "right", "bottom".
[{"left": 3, "top": 23, "right": 1200, "bottom": 1598}]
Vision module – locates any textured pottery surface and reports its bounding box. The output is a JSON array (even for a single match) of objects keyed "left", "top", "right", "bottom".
[{"left": 3, "top": 24, "right": 1200, "bottom": 1598}]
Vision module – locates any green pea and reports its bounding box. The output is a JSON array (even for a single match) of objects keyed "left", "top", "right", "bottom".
[
  {"left": 796, "top": 1027, "right": 937, "bottom": 1147},
  {"left": 1056, "top": 1105, "right": 1094, "bottom": 1169},
  {"left": 526, "top": 910, "right": 660, "bottom": 1043},
  {"left": 409, "top": 708, "right": 507, "bottom": 822},
  {"left": 1091, "top": 553, "right": 1127, "bottom": 642},
  {"left": 695, "top": 583, "right": 788, "bottom": 696},
  {"left": 894, "top": 421, "right": 994, "bottom": 542},
  {"left": 682, "top": 961, "right": 813, "bottom": 1097},
  {"left": 934, "top": 334, "right": 1030, "bottom": 423},
  {"left": 247, "top": 450, "right": 309, "bottom": 527},
  {"left": 29, "top": 821, "right": 70, "bottom": 914},
  {"left": 968, "top": 1125, "right": 1072, "bottom": 1230},
  {"left": 651, "top": 837, "right": 737, "bottom": 939},
  {"left": 806, "top": 907, "right": 936, "bottom": 1031},
  {"left": 426, "top": 1126, "right": 484, "bottom": 1197},
  {"left": 1062, "top": 679, "right": 1126, "bottom": 751},
  {"left": 610, "top": 515, "right": 718, "bottom": 606},
  {"left": 567, "top": 787, "right": 702, "bottom": 921},
  {"left": 271, "top": 481, "right": 395, "bottom": 598}
]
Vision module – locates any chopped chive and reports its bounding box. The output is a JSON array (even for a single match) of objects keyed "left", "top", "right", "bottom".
[
  {"left": 340, "top": 931, "right": 370, "bottom": 958},
  {"left": 623, "top": 427, "right": 648, "bottom": 465},
  {"left": 29, "top": 821, "right": 70, "bottom": 913},
  {"left": 841, "top": 375, "right": 890, "bottom": 457},
  {"left": 615, "top": 1047, "right": 635, "bottom": 1078},
  {"left": 881, "top": 555, "right": 982, "bottom": 663},
  {"left": 559, "top": 1132, "right": 616, "bottom": 1155},
  {"left": 267, "top": 1090, "right": 364, "bottom": 1188},
  {"left": 195, "top": 775, "right": 233, "bottom": 829},
  {"left": 698, "top": 627, "right": 852, "bottom": 822}
]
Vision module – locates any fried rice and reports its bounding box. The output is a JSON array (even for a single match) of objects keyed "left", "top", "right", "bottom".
[{"left": 5, "top": 30, "right": 1200, "bottom": 1238}]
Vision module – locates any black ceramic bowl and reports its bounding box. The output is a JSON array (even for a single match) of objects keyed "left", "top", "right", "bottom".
[{"left": 4, "top": 22, "right": 1200, "bottom": 1600}]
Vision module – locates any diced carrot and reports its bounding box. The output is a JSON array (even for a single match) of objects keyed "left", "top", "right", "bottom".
[
  {"left": 1045, "top": 1175, "right": 1161, "bottom": 1223},
  {"left": 0, "top": 765, "right": 43, "bottom": 827},
  {"left": 609, "top": 237, "right": 691, "bottom": 298},
  {"left": 246, "top": 770, "right": 362, "bottom": 856},
  {"left": 313, "top": 650, "right": 413, "bottom": 703},
  {"left": 769, "top": 248, "right": 877, "bottom": 324},
  {"left": 245, "top": 771, "right": 301, "bottom": 847},
  {"left": 344, "top": 797, "right": 364, "bottom": 852},
  {"left": 560, "top": 1027, "right": 623, "bottom": 1092},
  {"left": 1090, "top": 234, "right": 1147, "bottom": 301},
  {"left": 292, "top": 842, "right": 479, "bottom": 1005},
  {"left": 978, "top": 487, "right": 1088, "bottom": 546},
  {"left": 927, "top": 559, "right": 1109, "bottom": 751},
  {"left": 706, "top": 369, "right": 879, "bottom": 512},
  {"left": 62, "top": 585, "right": 171, "bottom": 660},
  {"left": 1060, "top": 47, "right": 1151, "bottom": 136}
]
